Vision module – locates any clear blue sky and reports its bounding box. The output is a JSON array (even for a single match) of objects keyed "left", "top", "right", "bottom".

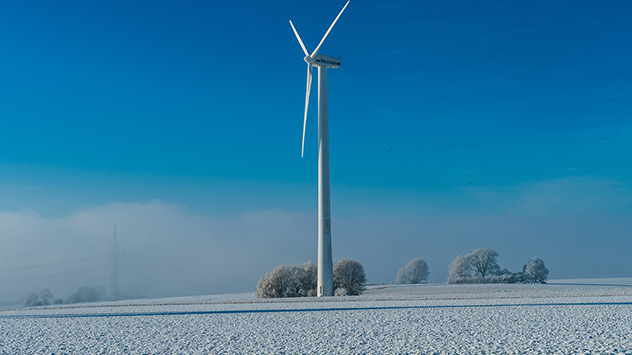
[{"left": 1, "top": 0, "right": 631, "bottom": 301}]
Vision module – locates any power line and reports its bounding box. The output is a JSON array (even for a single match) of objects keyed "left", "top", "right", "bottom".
[
  {"left": 0, "top": 256, "right": 105, "bottom": 273},
  {"left": 108, "top": 225, "right": 122, "bottom": 301},
  {"left": 0, "top": 265, "right": 103, "bottom": 284}
]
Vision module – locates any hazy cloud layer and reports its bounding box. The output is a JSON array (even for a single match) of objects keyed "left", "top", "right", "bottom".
[
  {"left": 0, "top": 201, "right": 315, "bottom": 302},
  {"left": 1, "top": 177, "right": 631, "bottom": 303}
]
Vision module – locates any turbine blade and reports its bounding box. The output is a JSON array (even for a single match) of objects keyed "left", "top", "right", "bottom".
[
  {"left": 289, "top": 20, "right": 310, "bottom": 56},
  {"left": 302, "top": 64, "right": 313, "bottom": 157},
  {"left": 311, "top": 0, "right": 350, "bottom": 57}
]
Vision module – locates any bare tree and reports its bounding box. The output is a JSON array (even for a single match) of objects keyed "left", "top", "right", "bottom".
[
  {"left": 396, "top": 258, "right": 429, "bottom": 284},
  {"left": 523, "top": 257, "right": 549, "bottom": 283},
  {"left": 333, "top": 258, "right": 367, "bottom": 296},
  {"left": 469, "top": 248, "right": 501, "bottom": 278}
]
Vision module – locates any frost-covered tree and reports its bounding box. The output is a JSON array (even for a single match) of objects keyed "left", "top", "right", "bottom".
[
  {"left": 39, "top": 289, "right": 53, "bottom": 305},
  {"left": 66, "top": 286, "right": 103, "bottom": 304},
  {"left": 286, "top": 265, "right": 307, "bottom": 296},
  {"left": 448, "top": 248, "right": 501, "bottom": 283},
  {"left": 256, "top": 265, "right": 297, "bottom": 298},
  {"left": 395, "top": 258, "right": 429, "bottom": 284},
  {"left": 23, "top": 289, "right": 54, "bottom": 307},
  {"left": 23, "top": 292, "right": 42, "bottom": 307},
  {"left": 448, "top": 253, "right": 473, "bottom": 284},
  {"left": 256, "top": 259, "right": 367, "bottom": 298},
  {"left": 256, "top": 265, "right": 286, "bottom": 298},
  {"left": 333, "top": 258, "right": 367, "bottom": 296},
  {"left": 255, "top": 262, "right": 318, "bottom": 298},
  {"left": 301, "top": 261, "right": 318, "bottom": 297},
  {"left": 523, "top": 257, "right": 549, "bottom": 283},
  {"left": 469, "top": 248, "right": 501, "bottom": 278}
]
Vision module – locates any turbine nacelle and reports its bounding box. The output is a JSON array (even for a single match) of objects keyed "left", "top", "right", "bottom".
[{"left": 305, "top": 54, "right": 341, "bottom": 68}]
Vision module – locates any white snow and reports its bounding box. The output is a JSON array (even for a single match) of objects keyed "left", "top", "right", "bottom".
[{"left": 1, "top": 279, "right": 632, "bottom": 354}]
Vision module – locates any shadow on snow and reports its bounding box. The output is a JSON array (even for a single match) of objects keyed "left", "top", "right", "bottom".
[{"left": 4, "top": 301, "right": 632, "bottom": 319}]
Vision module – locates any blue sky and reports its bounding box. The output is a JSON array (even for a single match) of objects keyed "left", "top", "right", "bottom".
[{"left": 1, "top": 0, "right": 631, "bottom": 301}]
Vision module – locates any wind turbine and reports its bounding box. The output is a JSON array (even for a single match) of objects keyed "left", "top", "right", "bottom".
[{"left": 290, "top": 1, "right": 349, "bottom": 297}]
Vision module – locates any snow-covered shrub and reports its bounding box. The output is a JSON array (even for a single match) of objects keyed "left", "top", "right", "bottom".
[
  {"left": 334, "top": 287, "right": 348, "bottom": 296},
  {"left": 255, "top": 261, "right": 318, "bottom": 298},
  {"left": 256, "top": 259, "right": 367, "bottom": 297},
  {"left": 492, "top": 272, "right": 522, "bottom": 284},
  {"left": 395, "top": 258, "right": 429, "bottom": 284},
  {"left": 333, "top": 258, "right": 367, "bottom": 296},
  {"left": 523, "top": 257, "right": 549, "bottom": 283},
  {"left": 255, "top": 266, "right": 284, "bottom": 299},
  {"left": 256, "top": 265, "right": 296, "bottom": 298}
]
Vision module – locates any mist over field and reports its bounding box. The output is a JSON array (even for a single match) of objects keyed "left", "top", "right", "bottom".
[{"left": 2, "top": 175, "right": 631, "bottom": 303}]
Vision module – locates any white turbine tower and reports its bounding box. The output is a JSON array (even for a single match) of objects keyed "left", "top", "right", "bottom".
[{"left": 290, "top": 1, "right": 349, "bottom": 297}]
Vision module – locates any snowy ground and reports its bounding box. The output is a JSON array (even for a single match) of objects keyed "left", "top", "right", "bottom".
[{"left": 2, "top": 279, "right": 632, "bottom": 354}]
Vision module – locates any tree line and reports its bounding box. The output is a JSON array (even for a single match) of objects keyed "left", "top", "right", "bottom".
[
  {"left": 257, "top": 248, "right": 549, "bottom": 298},
  {"left": 448, "top": 248, "right": 549, "bottom": 284},
  {"left": 397, "top": 249, "right": 548, "bottom": 285},
  {"left": 23, "top": 286, "right": 106, "bottom": 307},
  {"left": 23, "top": 249, "right": 550, "bottom": 305}
]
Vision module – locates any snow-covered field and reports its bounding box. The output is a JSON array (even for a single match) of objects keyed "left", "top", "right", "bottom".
[{"left": 2, "top": 278, "right": 632, "bottom": 354}]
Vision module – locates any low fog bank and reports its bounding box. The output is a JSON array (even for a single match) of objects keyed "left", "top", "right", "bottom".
[{"left": 1, "top": 199, "right": 631, "bottom": 304}]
